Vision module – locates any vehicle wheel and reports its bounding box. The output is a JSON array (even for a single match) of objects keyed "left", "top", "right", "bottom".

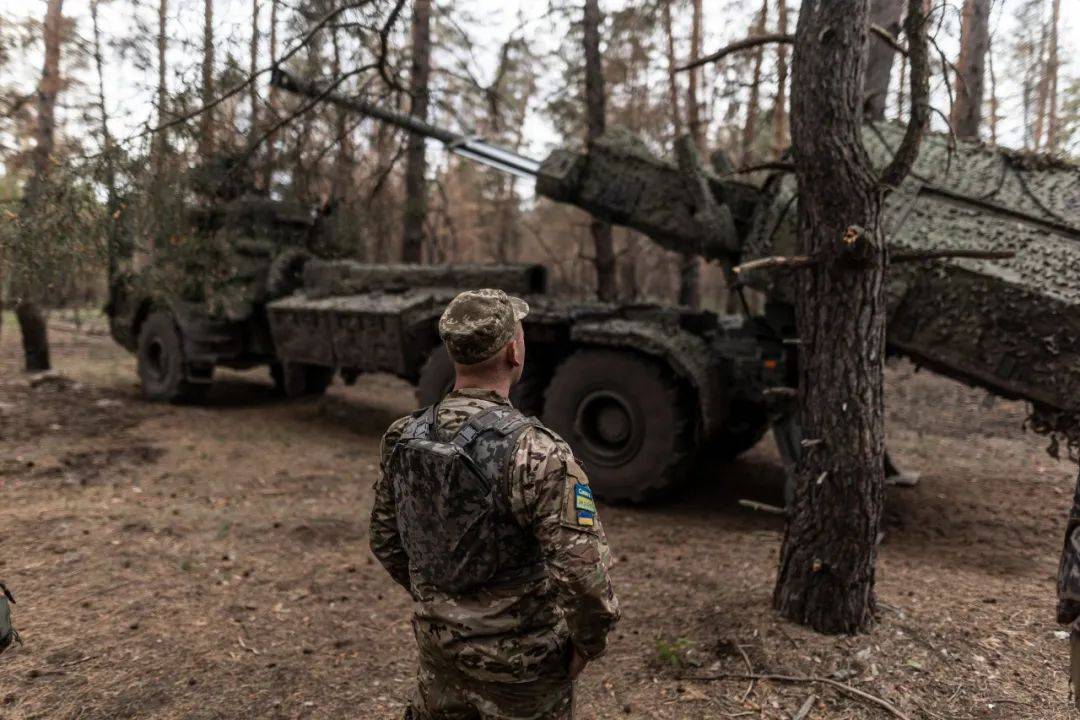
[
  {"left": 271, "top": 362, "right": 334, "bottom": 398},
  {"left": 542, "top": 350, "right": 695, "bottom": 503},
  {"left": 415, "top": 346, "right": 549, "bottom": 416},
  {"left": 137, "top": 311, "right": 210, "bottom": 403},
  {"left": 711, "top": 400, "right": 770, "bottom": 461}
]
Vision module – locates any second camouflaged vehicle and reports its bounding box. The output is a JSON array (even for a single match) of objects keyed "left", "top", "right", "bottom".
[{"left": 107, "top": 193, "right": 789, "bottom": 502}]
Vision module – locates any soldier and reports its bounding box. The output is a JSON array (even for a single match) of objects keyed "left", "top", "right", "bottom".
[
  {"left": 0, "top": 582, "right": 19, "bottom": 655},
  {"left": 370, "top": 288, "right": 620, "bottom": 720},
  {"left": 1058, "top": 471, "right": 1080, "bottom": 707}
]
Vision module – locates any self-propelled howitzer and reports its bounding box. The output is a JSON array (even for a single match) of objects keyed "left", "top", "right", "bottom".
[{"left": 273, "top": 68, "right": 1080, "bottom": 452}]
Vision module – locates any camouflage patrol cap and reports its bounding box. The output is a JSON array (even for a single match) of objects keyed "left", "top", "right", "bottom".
[{"left": 439, "top": 289, "right": 529, "bottom": 365}]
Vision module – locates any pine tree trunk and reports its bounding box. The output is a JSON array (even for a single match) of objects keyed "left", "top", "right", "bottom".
[
  {"left": 154, "top": 0, "right": 168, "bottom": 172},
  {"left": 686, "top": 0, "right": 705, "bottom": 151},
  {"left": 1046, "top": 0, "right": 1061, "bottom": 152},
  {"left": 863, "top": 0, "right": 905, "bottom": 120},
  {"left": 249, "top": 0, "right": 259, "bottom": 140},
  {"left": 15, "top": 0, "right": 65, "bottom": 373},
  {"left": 772, "top": 0, "right": 790, "bottom": 158},
  {"left": 987, "top": 30, "right": 998, "bottom": 144},
  {"left": 91, "top": 0, "right": 121, "bottom": 277},
  {"left": 263, "top": 0, "right": 278, "bottom": 191},
  {"left": 773, "top": 0, "right": 927, "bottom": 634},
  {"left": 583, "top": 0, "right": 616, "bottom": 301},
  {"left": 1033, "top": 21, "right": 1050, "bottom": 151},
  {"left": 402, "top": 0, "right": 432, "bottom": 264},
  {"left": 950, "top": 0, "right": 990, "bottom": 141},
  {"left": 741, "top": 0, "right": 768, "bottom": 166},
  {"left": 199, "top": 0, "right": 215, "bottom": 156}
]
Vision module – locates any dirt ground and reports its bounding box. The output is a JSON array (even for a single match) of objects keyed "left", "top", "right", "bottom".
[{"left": 1, "top": 314, "right": 1076, "bottom": 719}]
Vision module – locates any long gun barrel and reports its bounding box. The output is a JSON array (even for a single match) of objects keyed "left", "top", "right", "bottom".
[
  {"left": 270, "top": 68, "right": 752, "bottom": 261},
  {"left": 270, "top": 69, "right": 541, "bottom": 180}
]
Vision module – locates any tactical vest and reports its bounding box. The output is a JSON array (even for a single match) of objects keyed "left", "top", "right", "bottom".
[{"left": 389, "top": 403, "right": 547, "bottom": 594}]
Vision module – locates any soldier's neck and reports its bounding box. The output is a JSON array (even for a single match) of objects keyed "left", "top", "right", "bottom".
[{"left": 452, "top": 375, "right": 512, "bottom": 400}]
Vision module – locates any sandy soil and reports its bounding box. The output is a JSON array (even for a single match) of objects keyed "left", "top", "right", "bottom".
[{"left": 0, "top": 315, "right": 1076, "bottom": 719}]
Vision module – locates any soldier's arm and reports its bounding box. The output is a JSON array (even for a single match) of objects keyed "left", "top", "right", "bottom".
[
  {"left": 369, "top": 417, "right": 412, "bottom": 592},
  {"left": 510, "top": 429, "right": 620, "bottom": 660}
]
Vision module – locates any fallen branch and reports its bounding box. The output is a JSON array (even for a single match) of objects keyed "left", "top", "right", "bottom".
[
  {"left": 732, "top": 161, "right": 795, "bottom": 175},
  {"left": 890, "top": 249, "right": 1015, "bottom": 262},
  {"left": 680, "top": 673, "right": 912, "bottom": 720},
  {"left": 733, "top": 255, "right": 814, "bottom": 274},
  {"left": 738, "top": 499, "right": 786, "bottom": 515}
]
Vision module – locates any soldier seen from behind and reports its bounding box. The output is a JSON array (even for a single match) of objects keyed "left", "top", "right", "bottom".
[{"left": 370, "top": 288, "right": 620, "bottom": 720}]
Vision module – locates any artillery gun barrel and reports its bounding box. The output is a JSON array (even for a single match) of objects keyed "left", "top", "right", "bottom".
[{"left": 270, "top": 69, "right": 541, "bottom": 180}]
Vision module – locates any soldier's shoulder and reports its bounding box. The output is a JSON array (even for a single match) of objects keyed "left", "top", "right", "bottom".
[
  {"left": 381, "top": 413, "right": 416, "bottom": 454},
  {"left": 513, "top": 420, "right": 575, "bottom": 468}
]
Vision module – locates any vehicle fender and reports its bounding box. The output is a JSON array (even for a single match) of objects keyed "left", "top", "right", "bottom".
[{"left": 568, "top": 319, "right": 725, "bottom": 439}]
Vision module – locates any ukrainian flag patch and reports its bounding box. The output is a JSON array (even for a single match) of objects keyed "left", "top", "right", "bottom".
[{"left": 576, "top": 510, "right": 595, "bottom": 527}]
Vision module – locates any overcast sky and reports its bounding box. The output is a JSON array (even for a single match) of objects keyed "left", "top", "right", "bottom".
[{"left": 3, "top": 0, "right": 1079, "bottom": 165}]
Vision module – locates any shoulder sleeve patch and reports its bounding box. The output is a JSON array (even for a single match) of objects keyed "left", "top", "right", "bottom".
[{"left": 561, "top": 459, "right": 600, "bottom": 534}]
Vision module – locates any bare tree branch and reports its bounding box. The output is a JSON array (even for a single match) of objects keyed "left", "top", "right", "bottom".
[{"left": 879, "top": 0, "right": 931, "bottom": 191}]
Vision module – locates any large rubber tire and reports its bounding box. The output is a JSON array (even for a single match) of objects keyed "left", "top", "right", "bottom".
[
  {"left": 542, "top": 350, "right": 695, "bottom": 503},
  {"left": 415, "top": 347, "right": 547, "bottom": 417},
  {"left": 271, "top": 362, "right": 335, "bottom": 398},
  {"left": 137, "top": 311, "right": 211, "bottom": 403}
]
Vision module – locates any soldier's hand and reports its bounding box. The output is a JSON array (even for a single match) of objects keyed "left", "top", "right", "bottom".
[{"left": 569, "top": 648, "right": 588, "bottom": 680}]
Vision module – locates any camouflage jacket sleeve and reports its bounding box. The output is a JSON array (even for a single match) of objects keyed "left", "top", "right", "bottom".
[
  {"left": 508, "top": 427, "right": 620, "bottom": 660},
  {"left": 1058, "top": 469, "right": 1080, "bottom": 624},
  {"left": 370, "top": 416, "right": 412, "bottom": 593}
]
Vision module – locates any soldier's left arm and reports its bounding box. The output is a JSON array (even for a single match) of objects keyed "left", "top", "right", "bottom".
[
  {"left": 510, "top": 429, "right": 620, "bottom": 661},
  {"left": 369, "top": 417, "right": 412, "bottom": 592}
]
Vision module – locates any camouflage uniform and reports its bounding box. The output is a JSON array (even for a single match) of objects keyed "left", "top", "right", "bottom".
[
  {"left": 0, "top": 583, "right": 19, "bottom": 655},
  {"left": 371, "top": 388, "right": 619, "bottom": 720},
  {"left": 1057, "top": 471, "right": 1080, "bottom": 626}
]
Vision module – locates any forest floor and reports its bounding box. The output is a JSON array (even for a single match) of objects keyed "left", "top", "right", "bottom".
[{"left": 0, "top": 313, "right": 1076, "bottom": 720}]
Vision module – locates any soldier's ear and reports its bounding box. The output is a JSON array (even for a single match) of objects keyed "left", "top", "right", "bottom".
[{"left": 506, "top": 337, "right": 523, "bottom": 368}]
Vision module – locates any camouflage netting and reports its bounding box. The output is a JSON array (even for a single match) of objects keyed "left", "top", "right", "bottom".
[
  {"left": 741, "top": 122, "right": 1080, "bottom": 429},
  {"left": 300, "top": 261, "right": 547, "bottom": 299}
]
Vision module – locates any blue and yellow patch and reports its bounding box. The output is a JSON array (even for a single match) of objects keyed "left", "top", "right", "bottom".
[{"left": 574, "top": 483, "right": 596, "bottom": 525}]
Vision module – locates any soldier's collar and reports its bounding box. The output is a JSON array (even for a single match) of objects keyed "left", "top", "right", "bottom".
[{"left": 446, "top": 387, "right": 512, "bottom": 406}]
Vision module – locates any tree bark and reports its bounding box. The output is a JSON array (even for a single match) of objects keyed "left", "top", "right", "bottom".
[
  {"left": 248, "top": 0, "right": 260, "bottom": 150},
  {"left": 199, "top": 0, "right": 215, "bottom": 156},
  {"left": 1032, "top": 20, "right": 1050, "bottom": 151},
  {"left": 950, "top": 0, "right": 990, "bottom": 141},
  {"left": 1045, "top": 0, "right": 1061, "bottom": 152},
  {"left": 773, "top": 0, "right": 928, "bottom": 634},
  {"left": 686, "top": 0, "right": 705, "bottom": 151},
  {"left": 153, "top": 0, "right": 168, "bottom": 174},
  {"left": 401, "top": 0, "right": 432, "bottom": 264},
  {"left": 262, "top": 0, "right": 278, "bottom": 191},
  {"left": 16, "top": 0, "right": 65, "bottom": 372},
  {"left": 741, "top": 0, "right": 769, "bottom": 165},
  {"left": 583, "top": 0, "right": 616, "bottom": 301},
  {"left": 772, "top": 0, "right": 790, "bottom": 157},
  {"left": 987, "top": 28, "right": 998, "bottom": 144},
  {"left": 863, "top": 0, "right": 905, "bottom": 120},
  {"left": 91, "top": 0, "right": 121, "bottom": 278}
]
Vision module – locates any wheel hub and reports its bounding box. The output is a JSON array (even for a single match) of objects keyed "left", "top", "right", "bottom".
[{"left": 574, "top": 390, "right": 640, "bottom": 465}]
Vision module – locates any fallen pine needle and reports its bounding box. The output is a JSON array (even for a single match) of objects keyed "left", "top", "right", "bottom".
[{"left": 680, "top": 672, "right": 911, "bottom": 720}]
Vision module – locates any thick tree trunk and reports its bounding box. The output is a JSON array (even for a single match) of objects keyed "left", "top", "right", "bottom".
[
  {"left": 583, "top": 0, "right": 616, "bottom": 301},
  {"left": 741, "top": 0, "right": 768, "bottom": 166},
  {"left": 863, "top": 0, "right": 905, "bottom": 120},
  {"left": 773, "top": 0, "right": 916, "bottom": 634},
  {"left": 199, "top": 0, "right": 215, "bottom": 156},
  {"left": 950, "top": 0, "right": 990, "bottom": 141},
  {"left": 401, "top": 0, "right": 432, "bottom": 264},
  {"left": 772, "top": 0, "right": 790, "bottom": 157},
  {"left": 15, "top": 0, "right": 65, "bottom": 373}
]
